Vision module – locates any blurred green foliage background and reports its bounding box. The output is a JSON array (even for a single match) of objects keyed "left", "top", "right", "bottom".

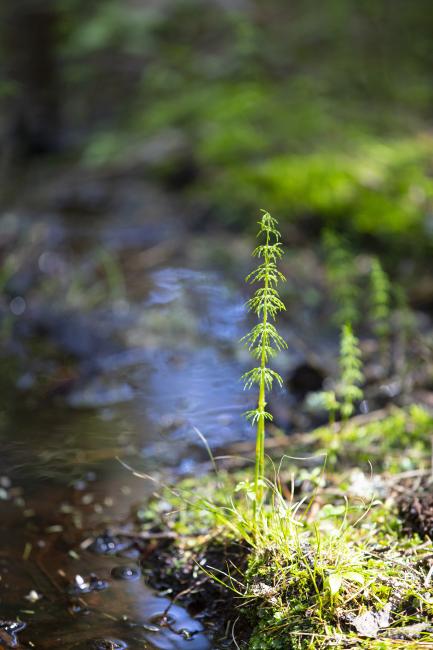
[{"left": 2, "top": 0, "right": 433, "bottom": 246}]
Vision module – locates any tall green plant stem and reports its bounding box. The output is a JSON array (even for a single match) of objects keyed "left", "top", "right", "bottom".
[
  {"left": 255, "top": 226, "right": 270, "bottom": 506},
  {"left": 242, "top": 211, "right": 287, "bottom": 513},
  {"left": 255, "top": 380, "right": 266, "bottom": 508},
  {"left": 339, "top": 322, "right": 364, "bottom": 423}
]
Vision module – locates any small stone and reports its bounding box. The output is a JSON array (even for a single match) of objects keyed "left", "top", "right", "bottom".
[
  {"left": 352, "top": 602, "right": 392, "bottom": 638},
  {"left": 68, "top": 573, "right": 109, "bottom": 595},
  {"left": 89, "top": 639, "right": 127, "bottom": 649},
  {"left": 60, "top": 503, "right": 74, "bottom": 514},
  {"left": 118, "top": 547, "right": 140, "bottom": 560},
  {"left": 88, "top": 534, "right": 130, "bottom": 555},
  {"left": 25, "top": 590, "right": 42, "bottom": 603},
  {"left": 45, "top": 525, "right": 63, "bottom": 533}
]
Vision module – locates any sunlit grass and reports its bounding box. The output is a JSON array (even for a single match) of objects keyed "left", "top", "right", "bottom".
[{"left": 138, "top": 456, "right": 433, "bottom": 649}]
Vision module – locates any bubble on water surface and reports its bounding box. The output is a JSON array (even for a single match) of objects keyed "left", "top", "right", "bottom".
[{"left": 111, "top": 565, "right": 141, "bottom": 581}]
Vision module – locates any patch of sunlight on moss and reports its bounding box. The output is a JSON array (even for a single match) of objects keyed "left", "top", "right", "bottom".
[
  {"left": 315, "top": 405, "right": 433, "bottom": 472},
  {"left": 215, "top": 135, "right": 433, "bottom": 238}
]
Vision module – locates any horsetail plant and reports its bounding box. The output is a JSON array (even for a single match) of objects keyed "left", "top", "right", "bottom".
[
  {"left": 323, "top": 230, "right": 360, "bottom": 327},
  {"left": 241, "top": 211, "right": 287, "bottom": 511},
  {"left": 370, "top": 258, "right": 391, "bottom": 360},
  {"left": 338, "top": 323, "right": 364, "bottom": 421}
]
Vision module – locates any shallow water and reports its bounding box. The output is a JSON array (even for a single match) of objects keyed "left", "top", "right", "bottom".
[
  {"left": 0, "top": 211, "right": 291, "bottom": 648},
  {"left": 0, "top": 477, "right": 211, "bottom": 649},
  {"left": 1, "top": 264, "right": 266, "bottom": 478}
]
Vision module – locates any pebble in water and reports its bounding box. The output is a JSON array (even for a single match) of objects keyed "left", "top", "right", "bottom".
[
  {"left": 110, "top": 565, "right": 141, "bottom": 581},
  {"left": 89, "top": 640, "right": 128, "bottom": 650},
  {"left": 69, "top": 573, "right": 109, "bottom": 594},
  {"left": 88, "top": 534, "right": 131, "bottom": 555},
  {"left": 117, "top": 546, "right": 141, "bottom": 560}
]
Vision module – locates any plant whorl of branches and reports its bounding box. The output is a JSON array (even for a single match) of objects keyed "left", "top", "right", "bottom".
[
  {"left": 339, "top": 322, "right": 364, "bottom": 420},
  {"left": 241, "top": 211, "right": 287, "bottom": 509},
  {"left": 370, "top": 257, "right": 391, "bottom": 341}
]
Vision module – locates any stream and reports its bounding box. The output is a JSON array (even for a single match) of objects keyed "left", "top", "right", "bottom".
[{"left": 0, "top": 203, "right": 295, "bottom": 649}]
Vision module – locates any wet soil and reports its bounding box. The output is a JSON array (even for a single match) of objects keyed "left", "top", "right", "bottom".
[
  {"left": 142, "top": 540, "right": 250, "bottom": 648},
  {"left": 396, "top": 473, "right": 433, "bottom": 541}
]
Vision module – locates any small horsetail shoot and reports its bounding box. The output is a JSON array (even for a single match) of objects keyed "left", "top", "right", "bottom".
[{"left": 241, "top": 211, "right": 287, "bottom": 511}]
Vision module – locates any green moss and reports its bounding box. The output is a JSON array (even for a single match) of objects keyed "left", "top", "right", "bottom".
[
  {"left": 138, "top": 401, "right": 433, "bottom": 649},
  {"left": 60, "top": 0, "right": 433, "bottom": 248},
  {"left": 205, "top": 135, "right": 433, "bottom": 239},
  {"left": 316, "top": 405, "right": 433, "bottom": 471}
]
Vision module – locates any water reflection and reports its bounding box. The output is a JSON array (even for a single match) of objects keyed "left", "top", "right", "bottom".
[
  {"left": 0, "top": 266, "right": 262, "bottom": 479},
  {"left": 0, "top": 263, "right": 264, "bottom": 649}
]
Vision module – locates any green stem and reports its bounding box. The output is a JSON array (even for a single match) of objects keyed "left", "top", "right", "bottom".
[
  {"left": 254, "top": 230, "right": 270, "bottom": 512},
  {"left": 255, "top": 382, "right": 265, "bottom": 509}
]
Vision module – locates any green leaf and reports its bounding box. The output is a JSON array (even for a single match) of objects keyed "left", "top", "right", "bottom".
[
  {"left": 328, "top": 573, "right": 343, "bottom": 596},
  {"left": 320, "top": 503, "right": 346, "bottom": 518},
  {"left": 342, "top": 571, "right": 365, "bottom": 585}
]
